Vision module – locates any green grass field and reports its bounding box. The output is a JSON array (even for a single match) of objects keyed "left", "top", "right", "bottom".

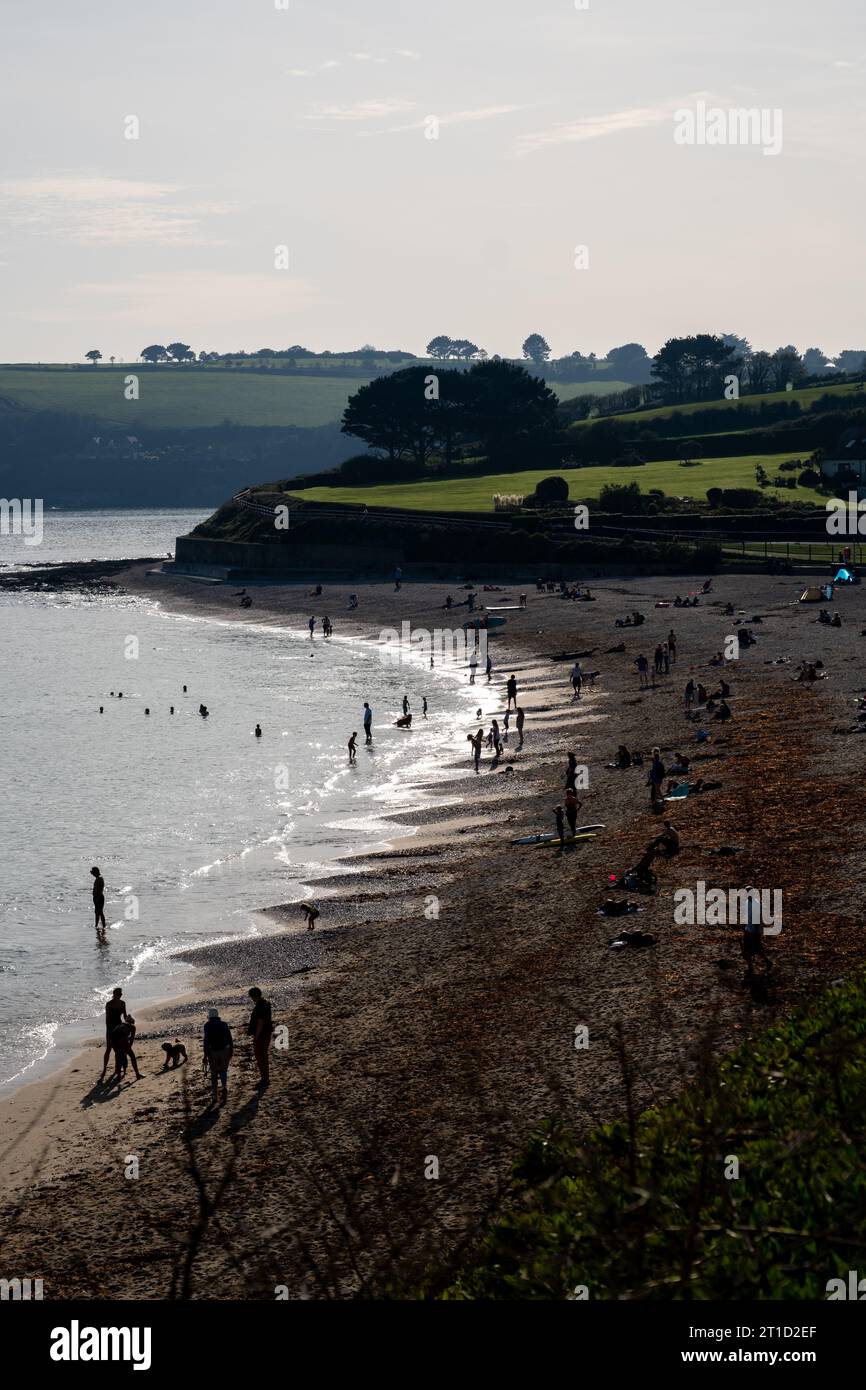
[
  {"left": 550, "top": 379, "right": 631, "bottom": 402},
  {"left": 576, "top": 379, "right": 866, "bottom": 430},
  {"left": 292, "top": 452, "right": 816, "bottom": 511},
  {"left": 0, "top": 366, "right": 364, "bottom": 428},
  {"left": 0, "top": 365, "right": 628, "bottom": 429}
]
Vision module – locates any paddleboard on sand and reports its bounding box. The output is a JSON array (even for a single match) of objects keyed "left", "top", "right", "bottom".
[
  {"left": 532, "top": 833, "right": 598, "bottom": 848},
  {"left": 512, "top": 823, "right": 605, "bottom": 845}
]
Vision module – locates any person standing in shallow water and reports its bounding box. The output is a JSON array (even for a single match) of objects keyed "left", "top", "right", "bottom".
[
  {"left": 348, "top": 731, "right": 357, "bottom": 762},
  {"left": 90, "top": 866, "right": 106, "bottom": 933},
  {"left": 363, "top": 702, "right": 373, "bottom": 743}
]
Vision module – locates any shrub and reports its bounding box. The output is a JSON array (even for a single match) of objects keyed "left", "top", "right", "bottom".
[
  {"left": 798, "top": 468, "right": 821, "bottom": 488},
  {"left": 531, "top": 475, "right": 570, "bottom": 505}
]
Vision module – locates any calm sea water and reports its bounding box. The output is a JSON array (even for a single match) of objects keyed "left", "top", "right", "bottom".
[
  {"left": 0, "top": 507, "right": 209, "bottom": 569},
  {"left": 0, "top": 513, "right": 485, "bottom": 1089}
]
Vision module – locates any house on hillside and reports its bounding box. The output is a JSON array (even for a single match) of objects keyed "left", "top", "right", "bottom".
[{"left": 820, "top": 429, "right": 866, "bottom": 494}]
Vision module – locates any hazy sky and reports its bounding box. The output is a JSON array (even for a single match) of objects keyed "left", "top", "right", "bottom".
[{"left": 1, "top": 0, "right": 863, "bottom": 362}]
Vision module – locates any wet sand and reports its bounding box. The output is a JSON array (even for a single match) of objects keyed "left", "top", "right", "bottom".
[{"left": 2, "top": 563, "right": 865, "bottom": 1298}]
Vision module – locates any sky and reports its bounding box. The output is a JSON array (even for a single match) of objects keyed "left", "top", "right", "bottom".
[{"left": 1, "top": 0, "right": 863, "bottom": 363}]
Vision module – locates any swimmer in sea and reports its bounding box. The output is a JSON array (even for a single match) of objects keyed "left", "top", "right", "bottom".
[{"left": 255, "top": 723, "right": 262, "bottom": 738}]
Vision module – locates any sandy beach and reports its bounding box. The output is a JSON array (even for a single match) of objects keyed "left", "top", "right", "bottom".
[{"left": 2, "top": 561, "right": 865, "bottom": 1298}]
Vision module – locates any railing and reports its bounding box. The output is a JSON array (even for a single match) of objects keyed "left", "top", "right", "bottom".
[{"left": 230, "top": 489, "right": 511, "bottom": 532}]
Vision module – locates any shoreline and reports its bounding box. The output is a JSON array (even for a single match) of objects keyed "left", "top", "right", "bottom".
[{"left": 3, "top": 558, "right": 866, "bottom": 1297}]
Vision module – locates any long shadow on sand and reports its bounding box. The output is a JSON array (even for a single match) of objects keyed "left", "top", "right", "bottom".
[{"left": 80, "top": 1077, "right": 137, "bottom": 1108}]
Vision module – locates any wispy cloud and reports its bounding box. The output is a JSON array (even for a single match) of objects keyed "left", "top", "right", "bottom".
[
  {"left": 302, "top": 98, "right": 417, "bottom": 123},
  {"left": 0, "top": 174, "right": 234, "bottom": 246},
  {"left": 288, "top": 49, "right": 420, "bottom": 78},
  {"left": 514, "top": 104, "right": 675, "bottom": 156},
  {"left": 29, "top": 271, "right": 325, "bottom": 326},
  {"left": 361, "top": 104, "right": 529, "bottom": 137}
]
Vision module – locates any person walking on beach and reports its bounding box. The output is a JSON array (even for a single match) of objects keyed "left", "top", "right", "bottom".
[
  {"left": 565, "top": 786, "right": 580, "bottom": 838},
  {"left": 636, "top": 654, "right": 649, "bottom": 689},
  {"left": 203, "top": 1007, "right": 233, "bottom": 1106},
  {"left": 90, "top": 866, "right": 106, "bottom": 934},
  {"left": 422, "top": 697, "right": 428, "bottom": 719},
  {"left": 394, "top": 566, "right": 402, "bottom": 591},
  {"left": 741, "top": 888, "right": 771, "bottom": 983},
  {"left": 515, "top": 707, "right": 525, "bottom": 747},
  {"left": 469, "top": 652, "right": 478, "bottom": 684},
  {"left": 486, "top": 654, "right": 493, "bottom": 683},
  {"left": 554, "top": 805, "right": 565, "bottom": 850},
  {"left": 684, "top": 678, "right": 695, "bottom": 709},
  {"left": 308, "top": 616, "right": 316, "bottom": 638},
  {"left": 668, "top": 629, "right": 677, "bottom": 663},
  {"left": 488, "top": 719, "right": 503, "bottom": 756},
  {"left": 348, "top": 731, "right": 357, "bottom": 763},
  {"left": 99, "top": 987, "right": 128, "bottom": 1082},
  {"left": 506, "top": 674, "right": 518, "bottom": 710},
  {"left": 570, "top": 661, "right": 582, "bottom": 699},
  {"left": 247, "top": 987, "right": 273, "bottom": 1088},
  {"left": 363, "top": 702, "right": 373, "bottom": 743},
  {"left": 565, "top": 752, "right": 578, "bottom": 792},
  {"left": 402, "top": 694, "right": 410, "bottom": 716}
]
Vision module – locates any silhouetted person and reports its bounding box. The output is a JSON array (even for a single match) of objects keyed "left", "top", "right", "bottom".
[
  {"left": 247, "top": 987, "right": 273, "bottom": 1088},
  {"left": 91, "top": 866, "right": 106, "bottom": 933}
]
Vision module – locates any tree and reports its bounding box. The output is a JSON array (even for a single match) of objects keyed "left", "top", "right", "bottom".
[
  {"left": 678, "top": 440, "right": 704, "bottom": 464},
  {"left": 522, "top": 333, "right": 551, "bottom": 364},
  {"left": 167, "top": 341, "right": 193, "bottom": 363},
  {"left": 802, "top": 348, "right": 835, "bottom": 377},
  {"left": 721, "top": 333, "right": 752, "bottom": 358},
  {"left": 605, "top": 343, "right": 652, "bottom": 384},
  {"left": 140, "top": 344, "right": 167, "bottom": 364},
  {"left": 341, "top": 359, "right": 558, "bottom": 470},
  {"left": 651, "top": 334, "right": 741, "bottom": 404},
  {"left": 450, "top": 338, "right": 481, "bottom": 360},
  {"left": 770, "top": 346, "right": 804, "bottom": 391},
  {"left": 835, "top": 350, "right": 866, "bottom": 375},
  {"left": 426, "top": 336, "right": 453, "bottom": 360},
  {"left": 463, "top": 359, "right": 559, "bottom": 464},
  {"left": 85, "top": 350, "right": 102, "bottom": 366},
  {"left": 342, "top": 366, "right": 441, "bottom": 466},
  {"left": 745, "top": 350, "right": 772, "bottom": 394}
]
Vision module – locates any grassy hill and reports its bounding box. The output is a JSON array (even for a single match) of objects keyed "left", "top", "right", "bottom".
[
  {"left": 573, "top": 379, "right": 866, "bottom": 430},
  {"left": 293, "top": 452, "right": 816, "bottom": 512},
  {"left": 0, "top": 366, "right": 363, "bottom": 429},
  {"left": 0, "top": 365, "right": 629, "bottom": 430}
]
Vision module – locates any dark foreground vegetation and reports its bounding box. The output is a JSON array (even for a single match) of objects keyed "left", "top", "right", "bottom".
[{"left": 426, "top": 970, "right": 866, "bottom": 1300}]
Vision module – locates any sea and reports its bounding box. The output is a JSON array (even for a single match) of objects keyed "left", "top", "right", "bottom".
[{"left": 0, "top": 510, "right": 487, "bottom": 1090}]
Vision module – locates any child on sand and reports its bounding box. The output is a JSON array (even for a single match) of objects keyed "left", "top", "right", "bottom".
[
  {"left": 301, "top": 902, "right": 320, "bottom": 931},
  {"left": 348, "top": 732, "right": 357, "bottom": 762}
]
